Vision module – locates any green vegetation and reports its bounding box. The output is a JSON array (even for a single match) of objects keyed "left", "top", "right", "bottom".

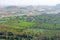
[{"left": 0, "top": 14, "right": 60, "bottom": 40}]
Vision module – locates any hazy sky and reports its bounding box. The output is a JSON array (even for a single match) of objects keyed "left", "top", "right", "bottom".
[{"left": 0, "top": 0, "right": 60, "bottom": 6}]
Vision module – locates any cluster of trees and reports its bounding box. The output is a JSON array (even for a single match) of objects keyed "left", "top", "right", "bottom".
[{"left": 0, "top": 13, "right": 60, "bottom": 40}]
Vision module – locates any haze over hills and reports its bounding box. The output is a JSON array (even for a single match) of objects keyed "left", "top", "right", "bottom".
[
  {"left": 0, "top": 1, "right": 60, "bottom": 39},
  {"left": 0, "top": 4, "right": 60, "bottom": 17}
]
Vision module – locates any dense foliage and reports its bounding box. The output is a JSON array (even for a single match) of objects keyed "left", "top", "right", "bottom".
[{"left": 0, "top": 14, "right": 60, "bottom": 40}]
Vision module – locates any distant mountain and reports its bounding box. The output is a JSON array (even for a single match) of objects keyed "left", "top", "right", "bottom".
[
  {"left": 0, "top": 5, "right": 60, "bottom": 17},
  {"left": 53, "top": 4, "right": 60, "bottom": 10},
  {"left": 5, "top": 6, "right": 20, "bottom": 9},
  {"left": 4, "top": 6, "right": 21, "bottom": 11}
]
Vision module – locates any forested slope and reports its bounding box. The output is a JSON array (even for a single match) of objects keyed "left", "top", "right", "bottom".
[{"left": 0, "top": 14, "right": 60, "bottom": 40}]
